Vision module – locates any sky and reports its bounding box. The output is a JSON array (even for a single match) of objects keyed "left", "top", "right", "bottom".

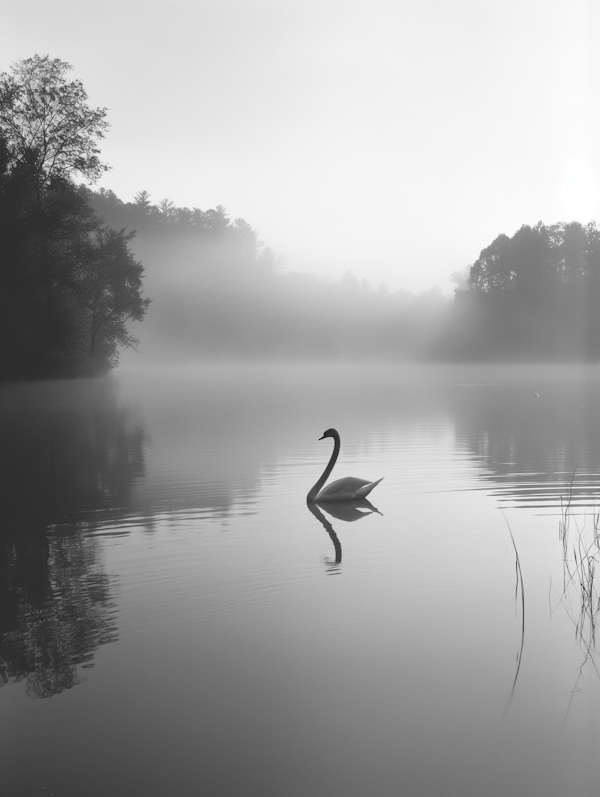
[{"left": 2, "top": 0, "right": 599, "bottom": 293}]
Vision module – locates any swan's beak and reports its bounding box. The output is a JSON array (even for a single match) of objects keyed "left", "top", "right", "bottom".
[{"left": 319, "top": 434, "right": 325, "bottom": 440}]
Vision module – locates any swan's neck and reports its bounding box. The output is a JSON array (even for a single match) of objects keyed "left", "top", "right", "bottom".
[{"left": 307, "top": 433, "right": 340, "bottom": 502}]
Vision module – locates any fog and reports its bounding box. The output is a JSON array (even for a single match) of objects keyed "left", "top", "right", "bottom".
[
  {"left": 7, "top": 0, "right": 597, "bottom": 295},
  {"left": 90, "top": 189, "right": 453, "bottom": 366},
  {"left": 88, "top": 190, "right": 600, "bottom": 369},
  {"left": 134, "top": 257, "right": 450, "bottom": 364}
]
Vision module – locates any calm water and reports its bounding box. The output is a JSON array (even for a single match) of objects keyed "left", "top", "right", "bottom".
[{"left": 2, "top": 363, "right": 600, "bottom": 796}]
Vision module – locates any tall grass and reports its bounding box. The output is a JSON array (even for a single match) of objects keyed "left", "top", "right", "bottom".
[
  {"left": 505, "top": 476, "right": 600, "bottom": 718},
  {"left": 502, "top": 511, "right": 525, "bottom": 712},
  {"left": 553, "top": 471, "right": 600, "bottom": 711}
]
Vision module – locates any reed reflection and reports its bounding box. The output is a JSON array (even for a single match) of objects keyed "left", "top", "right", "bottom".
[
  {"left": 0, "top": 378, "right": 147, "bottom": 697},
  {"left": 307, "top": 499, "right": 382, "bottom": 574}
]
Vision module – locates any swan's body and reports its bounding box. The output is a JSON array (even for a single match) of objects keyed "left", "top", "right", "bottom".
[{"left": 307, "top": 428, "right": 383, "bottom": 503}]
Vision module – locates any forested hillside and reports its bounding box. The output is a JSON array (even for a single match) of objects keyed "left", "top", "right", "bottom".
[
  {"left": 89, "top": 187, "right": 600, "bottom": 363},
  {"left": 3, "top": 54, "right": 599, "bottom": 379},
  {"left": 88, "top": 188, "right": 449, "bottom": 362}
]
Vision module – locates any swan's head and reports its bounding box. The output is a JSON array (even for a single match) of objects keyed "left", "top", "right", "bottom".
[{"left": 319, "top": 428, "right": 338, "bottom": 441}]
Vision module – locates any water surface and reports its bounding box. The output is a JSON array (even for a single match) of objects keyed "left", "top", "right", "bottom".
[{"left": 2, "top": 363, "right": 600, "bottom": 796}]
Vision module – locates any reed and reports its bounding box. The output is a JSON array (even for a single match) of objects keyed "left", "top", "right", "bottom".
[
  {"left": 555, "top": 473, "right": 600, "bottom": 677},
  {"left": 502, "top": 511, "right": 525, "bottom": 711}
]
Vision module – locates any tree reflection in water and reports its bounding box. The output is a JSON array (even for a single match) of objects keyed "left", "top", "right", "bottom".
[{"left": 0, "top": 378, "right": 147, "bottom": 697}]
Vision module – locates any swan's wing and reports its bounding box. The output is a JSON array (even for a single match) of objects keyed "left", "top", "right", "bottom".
[
  {"left": 317, "top": 477, "right": 368, "bottom": 499},
  {"left": 317, "top": 476, "right": 383, "bottom": 501}
]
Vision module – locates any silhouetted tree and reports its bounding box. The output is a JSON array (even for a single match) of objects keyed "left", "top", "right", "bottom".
[
  {"left": 156, "top": 198, "right": 175, "bottom": 221},
  {"left": 134, "top": 189, "right": 152, "bottom": 211},
  {"left": 0, "top": 54, "right": 109, "bottom": 185},
  {"left": 77, "top": 226, "right": 150, "bottom": 366},
  {"left": 463, "top": 221, "right": 600, "bottom": 360},
  {"left": 0, "top": 57, "right": 149, "bottom": 378}
]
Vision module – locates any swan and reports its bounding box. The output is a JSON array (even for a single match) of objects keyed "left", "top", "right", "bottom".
[{"left": 307, "top": 428, "right": 383, "bottom": 503}]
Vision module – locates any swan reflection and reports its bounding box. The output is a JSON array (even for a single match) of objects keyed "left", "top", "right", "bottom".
[{"left": 306, "top": 498, "right": 382, "bottom": 574}]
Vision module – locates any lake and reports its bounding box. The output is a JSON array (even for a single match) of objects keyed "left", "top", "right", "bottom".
[{"left": 1, "top": 362, "right": 600, "bottom": 796}]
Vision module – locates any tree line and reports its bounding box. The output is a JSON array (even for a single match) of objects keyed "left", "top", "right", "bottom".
[
  {"left": 449, "top": 221, "right": 600, "bottom": 360},
  {"left": 2, "top": 54, "right": 600, "bottom": 376},
  {"left": 85, "top": 186, "right": 450, "bottom": 361},
  {"left": 99, "top": 181, "right": 600, "bottom": 363}
]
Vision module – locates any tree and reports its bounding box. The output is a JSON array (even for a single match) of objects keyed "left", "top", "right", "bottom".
[
  {"left": 0, "top": 54, "right": 109, "bottom": 185},
  {"left": 0, "top": 145, "right": 149, "bottom": 377},
  {"left": 468, "top": 233, "right": 513, "bottom": 300},
  {"left": 0, "top": 57, "right": 149, "bottom": 379},
  {"left": 461, "top": 221, "right": 600, "bottom": 360},
  {"left": 134, "top": 190, "right": 152, "bottom": 211},
  {"left": 156, "top": 198, "right": 175, "bottom": 221},
  {"left": 79, "top": 227, "right": 150, "bottom": 364}
]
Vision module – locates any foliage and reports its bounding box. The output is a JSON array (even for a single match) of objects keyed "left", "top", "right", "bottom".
[
  {"left": 460, "top": 222, "right": 600, "bottom": 360},
  {"left": 0, "top": 55, "right": 109, "bottom": 185},
  {"left": 80, "top": 227, "right": 149, "bottom": 356},
  {"left": 0, "top": 146, "right": 149, "bottom": 378},
  {"left": 0, "top": 55, "right": 148, "bottom": 380}
]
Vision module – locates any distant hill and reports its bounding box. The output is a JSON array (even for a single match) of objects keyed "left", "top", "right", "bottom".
[{"left": 88, "top": 188, "right": 449, "bottom": 363}]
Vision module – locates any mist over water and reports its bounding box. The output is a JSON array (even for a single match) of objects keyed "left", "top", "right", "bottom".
[{"left": 2, "top": 363, "right": 600, "bottom": 796}]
